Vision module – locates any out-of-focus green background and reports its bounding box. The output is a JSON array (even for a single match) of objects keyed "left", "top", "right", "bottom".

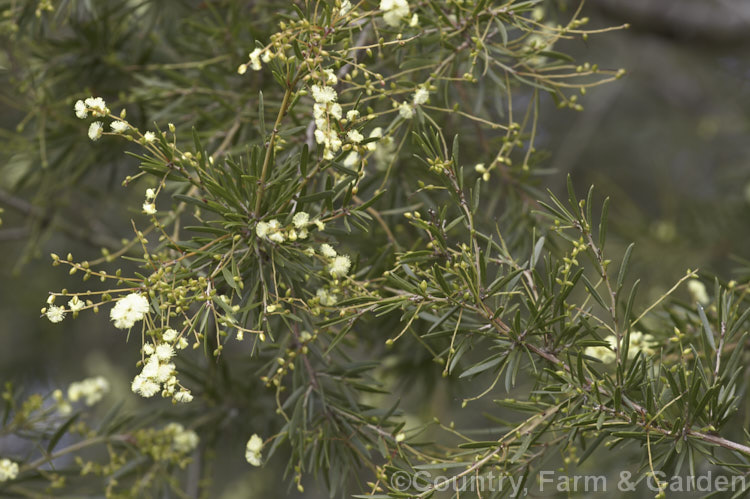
[
  {"left": 543, "top": 0, "right": 750, "bottom": 298},
  {"left": 1, "top": 0, "right": 749, "bottom": 496}
]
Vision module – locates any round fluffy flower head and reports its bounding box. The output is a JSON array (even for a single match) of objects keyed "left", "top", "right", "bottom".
[
  {"left": 245, "top": 434, "right": 264, "bottom": 467},
  {"left": 110, "top": 292, "right": 150, "bottom": 329},
  {"left": 321, "top": 132, "right": 343, "bottom": 160},
  {"left": 346, "top": 109, "right": 360, "bottom": 122},
  {"left": 68, "top": 296, "right": 84, "bottom": 312},
  {"left": 142, "top": 202, "right": 156, "bottom": 215},
  {"left": 84, "top": 96, "right": 108, "bottom": 116},
  {"left": 88, "top": 121, "right": 103, "bottom": 141},
  {"left": 155, "top": 343, "right": 174, "bottom": 362},
  {"left": 323, "top": 68, "right": 338, "bottom": 85},
  {"left": 343, "top": 151, "right": 360, "bottom": 167},
  {"left": 329, "top": 102, "right": 342, "bottom": 120},
  {"left": 155, "top": 362, "right": 175, "bottom": 383},
  {"left": 131, "top": 375, "right": 160, "bottom": 397},
  {"left": 174, "top": 389, "right": 193, "bottom": 403},
  {"left": 311, "top": 84, "right": 338, "bottom": 104},
  {"left": 367, "top": 127, "right": 383, "bottom": 152},
  {"left": 46, "top": 305, "right": 66, "bottom": 323},
  {"left": 687, "top": 278, "right": 710, "bottom": 305},
  {"left": 162, "top": 328, "right": 178, "bottom": 342},
  {"left": 329, "top": 254, "right": 352, "bottom": 278},
  {"left": 110, "top": 120, "right": 129, "bottom": 133},
  {"left": 292, "top": 211, "right": 310, "bottom": 228},
  {"left": 380, "top": 0, "right": 409, "bottom": 27},
  {"left": 143, "top": 131, "right": 156, "bottom": 143},
  {"left": 0, "top": 458, "right": 19, "bottom": 482},
  {"left": 320, "top": 243, "right": 337, "bottom": 258},
  {"left": 249, "top": 48, "right": 263, "bottom": 71},
  {"left": 317, "top": 287, "right": 338, "bottom": 306},
  {"left": 398, "top": 101, "right": 414, "bottom": 119},
  {"left": 314, "top": 128, "right": 327, "bottom": 145},
  {"left": 339, "top": 0, "right": 352, "bottom": 16},
  {"left": 165, "top": 423, "right": 200, "bottom": 454},
  {"left": 141, "top": 356, "right": 160, "bottom": 379},
  {"left": 413, "top": 86, "right": 429, "bottom": 106},
  {"left": 256, "top": 221, "right": 270, "bottom": 239},
  {"left": 268, "top": 231, "right": 285, "bottom": 243},
  {"left": 347, "top": 129, "right": 364, "bottom": 143},
  {"left": 74, "top": 99, "right": 87, "bottom": 119}
]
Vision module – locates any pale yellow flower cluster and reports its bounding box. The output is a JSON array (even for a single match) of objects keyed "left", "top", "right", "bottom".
[
  {"left": 164, "top": 423, "right": 199, "bottom": 454},
  {"left": 380, "top": 0, "right": 410, "bottom": 27},
  {"left": 110, "top": 292, "right": 150, "bottom": 330},
  {"left": 316, "top": 287, "right": 338, "bottom": 306},
  {"left": 53, "top": 376, "right": 110, "bottom": 415},
  {"left": 74, "top": 97, "right": 108, "bottom": 119},
  {"left": 68, "top": 376, "right": 110, "bottom": 406},
  {"left": 132, "top": 332, "right": 191, "bottom": 402},
  {"left": 584, "top": 331, "right": 658, "bottom": 364},
  {"left": 45, "top": 304, "right": 66, "bottom": 323},
  {"left": 256, "top": 211, "right": 325, "bottom": 244},
  {"left": 0, "top": 459, "right": 19, "bottom": 482},
  {"left": 687, "top": 279, "right": 709, "bottom": 305},
  {"left": 245, "top": 434, "right": 264, "bottom": 466},
  {"left": 396, "top": 85, "right": 429, "bottom": 120},
  {"left": 312, "top": 82, "right": 344, "bottom": 160},
  {"left": 143, "top": 188, "right": 157, "bottom": 215},
  {"left": 74, "top": 97, "right": 111, "bottom": 141},
  {"left": 237, "top": 46, "right": 273, "bottom": 74},
  {"left": 319, "top": 243, "right": 351, "bottom": 278}
]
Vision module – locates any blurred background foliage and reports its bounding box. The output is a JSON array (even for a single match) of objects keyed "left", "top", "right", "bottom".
[
  {"left": 1, "top": 0, "right": 750, "bottom": 497},
  {"left": 542, "top": 0, "right": 750, "bottom": 299}
]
